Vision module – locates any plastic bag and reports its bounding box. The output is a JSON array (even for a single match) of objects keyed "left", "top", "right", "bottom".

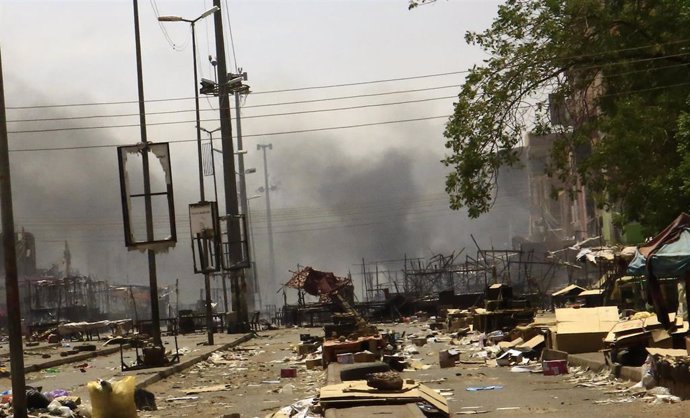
[{"left": 87, "top": 376, "right": 137, "bottom": 418}]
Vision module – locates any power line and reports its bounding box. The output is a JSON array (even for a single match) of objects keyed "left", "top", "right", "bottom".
[
  {"left": 8, "top": 96, "right": 453, "bottom": 133},
  {"left": 223, "top": 0, "right": 239, "bottom": 72},
  {"left": 6, "top": 70, "right": 467, "bottom": 110},
  {"left": 11, "top": 74, "right": 690, "bottom": 134},
  {"left": 7, "top": 86, "right": 459, "bottom": 122},
  {"left": 7, "top": 115, "right": 450, "bottom": 153},
  {"left": 9, "top": 57, "right": 689, "bottom": 125},
  {"left": 10, "top": 43, "right": 690, "bottom": 111},
  {"left": 250, "top": 70, "right": 469, "bottom": 95},
  {"left": 149, "top": 0, "right": 189, "bottom": 52}
]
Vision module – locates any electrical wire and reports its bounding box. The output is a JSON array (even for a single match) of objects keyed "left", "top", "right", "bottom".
[
  {"left": 7, "top": 85, "right": 459, "bottom": 122},
  {"left": 9, "top": 46, "right": 690, "bottom": 111},
  {"left": 149, "top": 0, "right": 189, "bottom": 52},
  {"left": 8, "top": 95, "right": 453, "bottom": 133},
  {"left": 223, "top": 0, "right": 239, "bottom": 72},
  {"left": 7, "top": 95, "right": 455, "bottom": 126},
  {"left": 10, "top": 75, "right": 690, "bottom": 134},
  {"left": 7, "top": 115, "right": 450, "bottom": 152},
  {"left": 6, "top": 70, "right": 467, "bottom": 110}
]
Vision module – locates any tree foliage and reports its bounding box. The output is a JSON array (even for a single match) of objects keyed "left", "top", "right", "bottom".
[{"left": 442, "top": 0, "right": 690, "bottom": 232}]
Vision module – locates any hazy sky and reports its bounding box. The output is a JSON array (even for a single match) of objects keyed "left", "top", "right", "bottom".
[{"left": 0, "top": 0, "right": 527, "bottom": 306}]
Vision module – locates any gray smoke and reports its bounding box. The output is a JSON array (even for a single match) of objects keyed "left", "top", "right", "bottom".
[{"left": 4, "top": 80, "right": 531, "bottom": 308}]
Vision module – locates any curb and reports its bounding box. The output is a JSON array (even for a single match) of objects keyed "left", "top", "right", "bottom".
[
  {"left": 23, "top": 345, "right": 127, "bottom": 374},
  {"left": 136, "top": 333, "right": 254, "bottom": 389},
  {"left": 568, "top": 353, "right": 642, "bottom": 382}
]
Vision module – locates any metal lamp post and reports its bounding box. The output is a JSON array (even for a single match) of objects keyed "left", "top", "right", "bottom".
[
  {"left": 159, "top": 6, "right": 219, "bottom": 202},
  {"left": 159, "top": 6, "right": 219, "bottom": 345},
  {"left": 257, "top": 143, "right": 275, "bottom": 300},
  {"left": 246, "top": 194, "right": 262, "bottom": 310}
]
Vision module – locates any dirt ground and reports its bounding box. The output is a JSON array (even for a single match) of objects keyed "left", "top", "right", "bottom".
[
  {"left": 140, "top": 324, "right": 690, "bottom": 418},
  {"left": 143, "top": 328, "right": 324, "bottom": 418}
]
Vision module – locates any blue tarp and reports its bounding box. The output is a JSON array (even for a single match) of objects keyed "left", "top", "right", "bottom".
[{"left": 627, "top": 228, "right": 690, "bottom": 278}]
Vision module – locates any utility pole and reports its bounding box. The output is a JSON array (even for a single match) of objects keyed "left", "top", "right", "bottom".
[
  {"left": 133, "top": 0, "right": 162, "bottom": 347},
  {"left": 257, "top": 143, "right": 275, "bottom": 300},
  {"left": 212, "top": 0, "right": 249, "bottom": 331},
  {"left": 200, "top": 126, "right": 229, "bottom": 315},
  {"left": 231, "top": 77, "right": 256, "bottom": 312},
  {"left": 0, "top": 47, "right": 28, "bottom": 418}
]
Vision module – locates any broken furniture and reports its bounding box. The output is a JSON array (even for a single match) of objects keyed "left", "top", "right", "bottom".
[
  {"left": 322, "top": 335, "right": 384, "bottom": 366},
  {"left": 118, "top": 333, "right": 180, "bottom": 371}
]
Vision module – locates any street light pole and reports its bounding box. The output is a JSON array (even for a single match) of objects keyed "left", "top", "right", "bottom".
[
  {"left": 257, "top": 143, "right": 275, "bottom": 299},
  {"left": 191, "top": 22, "right": 205, "bottom": 201},
  {"left": 159, "top": 6, "right": 219, "bottom": 345},
  {"left": 246, "top": 195, "right": 262, "bottom": 310}
]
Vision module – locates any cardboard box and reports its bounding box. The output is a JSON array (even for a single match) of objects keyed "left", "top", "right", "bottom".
[
  {"left": 439, "top": 349, "right": 460, "bottom": 368},
  {"left": 298, "top": 343, "right": 318, "bottom": 355},
  {"left": 554, "top": 307, "right": 619, "bottom": 354},
  {"left": 306, "top": 358, "right": 322, "bottom": 369},
  {"left": 543, "top": 359, "right": 568, "bottom": 375},
  {"left": 515, "top": 334, "right": 545, "bottom": 352}
]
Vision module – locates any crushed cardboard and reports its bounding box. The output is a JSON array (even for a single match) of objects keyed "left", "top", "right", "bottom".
[
  {"left": 319, "top": 379, "right": 449, "bottom": 417},
  {"left": 554, "top": 307, "right": 619, "bottom": 354}
]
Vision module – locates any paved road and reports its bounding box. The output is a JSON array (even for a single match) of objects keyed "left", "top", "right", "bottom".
[
  {"left": 2, "top": 323, "right": 689, "bottom": 418},
  {"left": 0, "top": 331, "right": 249, "bottom": 401},
  {"left": 144, "top": 328, "right": 324, "bottom": 418},
  {"left": 391, "top": 322, "right": 688, "bottom": 418}
]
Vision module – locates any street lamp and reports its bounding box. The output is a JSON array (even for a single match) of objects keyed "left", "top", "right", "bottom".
[
  {"left": 159, "top": 6, "right": 220, "bottom": 202},
  {"left": 257, "top": 143, "right": 275, "bottom": 299},
  {"left": 159, "top": 5, "right": 220, "bottom": 346},
  {"left": 246, "top": 194, "right": 262, "bottom": 310}
]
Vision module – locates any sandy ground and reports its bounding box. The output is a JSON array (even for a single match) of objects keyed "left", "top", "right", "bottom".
[
  {"left": 138, "top": 323, "right": 690, "bottom": 418},
  {"left": 4, "top": 323, "right": 690, "bottom": 417},
  {"left": 143, "top": 328, "right": 325, "bottom": 418}
]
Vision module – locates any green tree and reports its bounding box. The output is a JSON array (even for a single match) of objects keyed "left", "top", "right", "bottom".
[{"left": 441, "top": 0, "right": 690, "bottom": 232}]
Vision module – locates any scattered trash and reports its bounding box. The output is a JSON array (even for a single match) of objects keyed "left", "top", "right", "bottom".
[
  {"left": 47, "top": 399, "right": 75, "bottom": 417},
  {"left": 466, "top": 386, "right": 503, "bottom": 391},
  {"left": 403, "top": 345, "right": 420, "bottom": 355},
  {"left": 266, "top": 397, "right": 319, "bottom": 418},
  {"left": 542, "top": 359, "right": 568, "bottom": 375},
  {"left": 165, "top": 396, "right": 199, "bottom": 402},
  {"left": 281, "top": 368, "right": 298, "bottom": 378},
  {"left": 183, "top": 384, "right": 231, "bottom": 395},
  {"left": 26, "top": 388, "right": 50, "bottom": 409},
  {"left": 439, "top": 349, "right": 460, "bottom": 368},
  {"left": 45, "top": 389, "right": 70, "bottom": 400},
  {"left": 134, "top": 388, "right": 157, "bottom": 411}
]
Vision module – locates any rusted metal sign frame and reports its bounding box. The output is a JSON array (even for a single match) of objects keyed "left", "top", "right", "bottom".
[
  {"left": 189, "top": 201, "right": 222, "bottom": 274},
  {"left": 117, "top": 142, "right": 177, "bottom": 250}
]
